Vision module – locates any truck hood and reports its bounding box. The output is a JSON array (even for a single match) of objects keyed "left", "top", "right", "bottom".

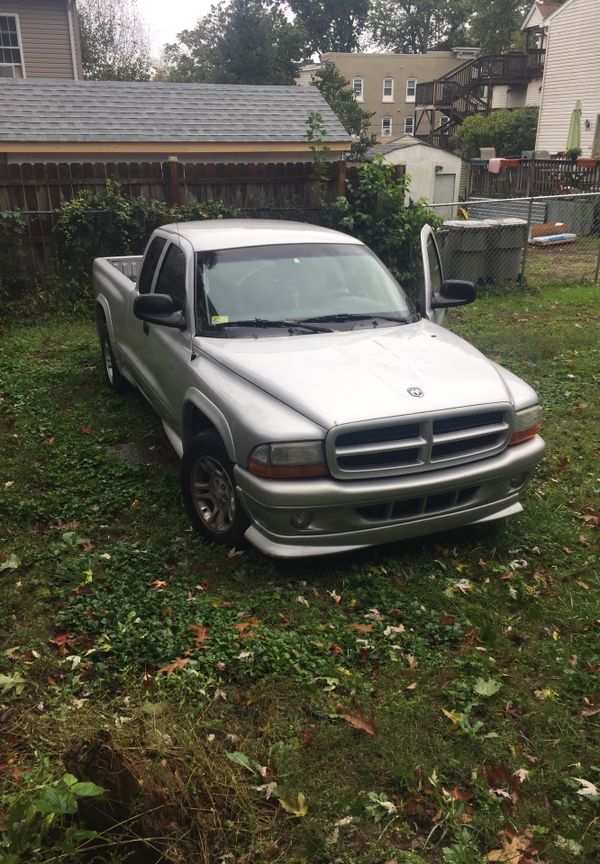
[{"left": 198, "top": 321, "right": 515, "bottom": 428}]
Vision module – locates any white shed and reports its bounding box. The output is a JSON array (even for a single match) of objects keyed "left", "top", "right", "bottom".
[{"left": 371, "top": 136, "right": 466, "bottom": 213}]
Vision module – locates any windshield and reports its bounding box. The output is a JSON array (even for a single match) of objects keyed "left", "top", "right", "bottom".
[{"left": 195, "top": 243, "right": 414, "bottom": 333}]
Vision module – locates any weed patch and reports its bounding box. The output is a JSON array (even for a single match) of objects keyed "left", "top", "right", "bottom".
[{"left": 1, "top": 286, "right": 599, "bottom": 862}]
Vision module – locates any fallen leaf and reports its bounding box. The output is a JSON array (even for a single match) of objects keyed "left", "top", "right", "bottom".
[
  {"left": 442, "top": 708, "right": 461, "bottom": 725},
  {"left": 364, "top": 608, "right": 385, "bottom": 621},
  {"left": 49, "top": 633, "right": 72, "bottom": 656},
  {"left": 255, "top": 781, "right": 278, "bottom": 800},
  {"left": 0, "top": 553, "right": 21, "bottom": 572},
  {"left": 81, "top": 426, "right": 90, "bottom": 434},
  {"left": 487, "top": 828, "right": 532, "bottom": 862},
  {"left": 513, "top": 768, "right": 530, "bottom": 783},
  {"left": 0, "top": 673, "right": 26, "bottom": 696},
  {"left": 158, "top": 657, "right": 190, "bottom": 675},
  {"left": 340, "top": 709, "right": 377, "bottom": 736},
  {"left": 151, "top": 579, "right": 168, "bottom": 592},
  {"left": 189, "top": 624, "right": 210, "bottom": 646},
  {"left": 474, "top": 678, "right": 502, "bottom": 698},
  {"left": 278, "top": 792, "right": 308, "bottom": 817},
  {"left": 348, "top": 623, "right": 374, "bottom": 635},
  {"left": 574, "top": 778, "right": 599, "bottom": 799},
  {"left": 328, "top": 589, "right": 341, "bottom": 604}
]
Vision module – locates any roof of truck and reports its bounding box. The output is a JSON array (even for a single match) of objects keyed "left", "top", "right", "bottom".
[{"left": 158, "top": 220, "right": 364, "bottom": 252}]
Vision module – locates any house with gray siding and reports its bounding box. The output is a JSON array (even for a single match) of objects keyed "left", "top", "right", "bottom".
[{"left": 0, "top": 0, "right": 82, "bottom": 80}]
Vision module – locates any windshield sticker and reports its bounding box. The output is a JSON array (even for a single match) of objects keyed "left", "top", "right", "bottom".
[{"left": 211, "top": 315, "right": 229, "bottom": 325}]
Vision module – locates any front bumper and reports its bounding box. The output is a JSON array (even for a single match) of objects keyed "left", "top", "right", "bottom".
[{"left": 235, "top": 436, "right": 545, "bottom": 558}]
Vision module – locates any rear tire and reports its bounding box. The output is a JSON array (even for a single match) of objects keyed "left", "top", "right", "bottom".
[
  {"left": 99, "top": 323, "right": 131, "bottom": 394},
  {"left": 182, "top": 431, "right": 249, "bottom": 547}
]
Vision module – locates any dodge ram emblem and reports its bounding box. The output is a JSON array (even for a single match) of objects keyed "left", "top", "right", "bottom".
[{"left": 407, "top": 387, "right": 424, "bottom": 398}]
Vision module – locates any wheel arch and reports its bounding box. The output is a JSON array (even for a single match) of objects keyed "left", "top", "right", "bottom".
[
  {"left": 95, "top": 296, "right": 114, "bottom": 341},
  {"left": 182, "top": 390, "right": 236, "bottom": 462}
]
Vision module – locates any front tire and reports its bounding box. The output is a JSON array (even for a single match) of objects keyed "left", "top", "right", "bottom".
[{"left": 182, "top": 431, "right": 249, "bottom": 547}]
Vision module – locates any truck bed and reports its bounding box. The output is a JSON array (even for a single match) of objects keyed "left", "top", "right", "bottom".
[{"left": 104, "top": 255, "right": 144, "bottom": 282}]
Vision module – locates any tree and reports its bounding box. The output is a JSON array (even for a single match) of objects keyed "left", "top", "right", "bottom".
[
  {"left": 368, "top": 0, "right": 470, "bottom": 53},
  {"left": 310, "top": 62, "right": 377, "bottom": 160},
  {"left": 466, "top": 0, "right": 530, "bottom": 54},
  {"left": 162, "top": 0, "right": 305, "bottom": 85},
  {"left": 451, "top": 107, "right": 539, "bottom": 159},
  {"left": 77, "top": 0, "right": 151, "bottom": 80},
  {"left": 282, "top": 0, "right": 371, "bottom": 55}
]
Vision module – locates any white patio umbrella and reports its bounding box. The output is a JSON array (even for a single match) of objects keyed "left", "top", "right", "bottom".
[{"left": 566, "top": 101, "right": 582, "bottom": 152}]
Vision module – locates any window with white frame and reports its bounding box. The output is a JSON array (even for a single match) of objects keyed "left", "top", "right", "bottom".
[
  {"left": 381, "top": 116, "right": 393, "bottom": 137},
  {"left": 352, "top": 77, "right": 364, "bottom": 101},
  {"left": 404, "top": 116, "right": 414, "bottom": 135},
  {"left": 406, "top": 77, "right": 417, "bottom": 102},
  {"left": 0, "top": 15, "right": 23, "bottom": 74},
  {"left": 382, "top": 77, "right": 394, "bottom": 101}
]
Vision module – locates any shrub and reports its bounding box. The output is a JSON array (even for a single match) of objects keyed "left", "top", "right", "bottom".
[
  {"left": 54, "top": 180, "right": 242, "bottom": 280},
  {"left": 451, "top": 107, "right": 539, "bottom": 160},
  {"left": 0, "top": 210, "right": 27, "bottom": 302},
  {"left": 325, "top": 157, "right": 440, "bottom": 297}
]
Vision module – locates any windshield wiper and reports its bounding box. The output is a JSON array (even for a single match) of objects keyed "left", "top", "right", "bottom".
[
  {"left": 297, "top": 313, "right": 413, "bottom": 325},
  {"left": 215, "top": 318, "right": 333, "bottom": 333}
]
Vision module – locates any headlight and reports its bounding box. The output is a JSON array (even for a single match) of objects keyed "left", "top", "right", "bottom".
[
  {"left": 247, "top": 441, "right": 328, "bottom": 479},
  {"left": 509, "top": 405, "right": 543, "bottom": 446}
]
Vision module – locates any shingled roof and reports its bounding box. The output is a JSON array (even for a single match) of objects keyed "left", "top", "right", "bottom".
[{"left": 0, "top": 79, "right": 351, "bottom": 144}]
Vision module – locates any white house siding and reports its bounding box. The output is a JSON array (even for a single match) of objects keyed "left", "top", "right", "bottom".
[{"left": 536, "top": 0, "right": 600, "bottom": 155}]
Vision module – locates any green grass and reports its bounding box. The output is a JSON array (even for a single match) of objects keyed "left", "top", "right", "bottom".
[{"left": 0, "top": 283, "right": 599, "bottom": 863}]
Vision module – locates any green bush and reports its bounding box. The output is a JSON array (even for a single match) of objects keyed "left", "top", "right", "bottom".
[
  {"left": 0, "top": 210, "right": 27, "bottom": 302},
  {"left": 54, "top": 180, "right": 242, "bottom": 280},
  {"left": 325, "top": 157, "right": 440, "bottom": 297},
  {"left": 451, "top": 107, "right": 539, "bottom": 160}
]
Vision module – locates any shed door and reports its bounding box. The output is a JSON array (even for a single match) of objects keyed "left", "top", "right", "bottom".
[{"left": 433, "top": 173, "right": 456, "bottom": 218}]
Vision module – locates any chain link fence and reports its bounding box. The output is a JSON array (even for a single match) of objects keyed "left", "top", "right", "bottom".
[{"left": 430, "top": 192, "right": 600, "bottom": 288}]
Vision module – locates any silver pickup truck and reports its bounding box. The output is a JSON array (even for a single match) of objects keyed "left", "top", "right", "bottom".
[{"left": 93, "top": 219, "right": 544, "bottom": 558}]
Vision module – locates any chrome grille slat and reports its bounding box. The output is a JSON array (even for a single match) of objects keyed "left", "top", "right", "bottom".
[
  {"left": 336, "top": 436, "right": 427, "bottom": 456},
  {"left": 327, "top": 407, "right": 512, "bottom": 480},
  {"left": 432, "top": 422, "right": 508, "bottom": 445}
]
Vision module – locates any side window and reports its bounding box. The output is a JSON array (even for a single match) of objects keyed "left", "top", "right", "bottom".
[
  {"left": 138, "top": 236, "right": 167, "bottom": 294},
  {"left": 427, "top": 235, "right": 443, "bottom": 294},
  {"left": 154, "top": 243, "right": 187, "bottom": 312}
]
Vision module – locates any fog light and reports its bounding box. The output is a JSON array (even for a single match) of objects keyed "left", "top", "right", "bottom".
[
  {"left": 291, "top": 511, "right": 312, "bottom": 530},
  {"left": 510, "top": 473, "right": 528, "bottom": 490}
]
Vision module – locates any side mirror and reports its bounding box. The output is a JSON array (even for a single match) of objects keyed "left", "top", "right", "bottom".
[
  {"left": 431, "top": 279, "right": 476, "bottom": 309},
  {"left": 134, "top": 293, "right": 186, "bottom": 329}
]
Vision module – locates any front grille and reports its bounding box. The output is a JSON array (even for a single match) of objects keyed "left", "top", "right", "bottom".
[
  {"left": 327, "top": 407, "right": 511, "bottom": 479},
  {"left": 358, "top": 486, "right": 479, "bottom": 523}
]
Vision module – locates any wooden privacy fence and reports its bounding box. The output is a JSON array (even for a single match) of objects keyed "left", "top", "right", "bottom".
[
  {"left": 0, "top": 160, "right": 408, "bottom": 275},
  {"left": 469, "top": 158, "right": 600, "bottom": 199},
  {"left": 0, "top": 159, "right": 350, "bottom": 211}
]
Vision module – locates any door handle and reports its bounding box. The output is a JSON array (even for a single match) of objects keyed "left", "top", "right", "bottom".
[{"left": 143, "top": 322, "right": 150, "bottom": 335}]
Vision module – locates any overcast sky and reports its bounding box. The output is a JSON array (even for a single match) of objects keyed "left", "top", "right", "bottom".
[{"left": 138, "top": 0, "right": 213, "bottom": 58}]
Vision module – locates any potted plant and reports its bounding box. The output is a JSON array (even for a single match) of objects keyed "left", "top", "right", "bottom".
[
  {"left": 565, "top": 147, "right": 581, "bottom": 162},
  {"left": 576, "top": 156, "right": 598, "bottom": 168}
]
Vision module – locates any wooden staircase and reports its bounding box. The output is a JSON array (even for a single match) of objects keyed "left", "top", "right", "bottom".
[{"left": 415, "top": 51, "right": 545, "bottom": 150}]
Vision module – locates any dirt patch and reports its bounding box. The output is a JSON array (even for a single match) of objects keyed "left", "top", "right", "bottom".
[
  {"left": 107, "top": 440, "right": 178, "bottom": 470},
  {"left": 526, "top": 236, "right": 600, "bottom": 284},
  {"left": 63, "top": 730, "right": 269, "bottom": 863}
]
